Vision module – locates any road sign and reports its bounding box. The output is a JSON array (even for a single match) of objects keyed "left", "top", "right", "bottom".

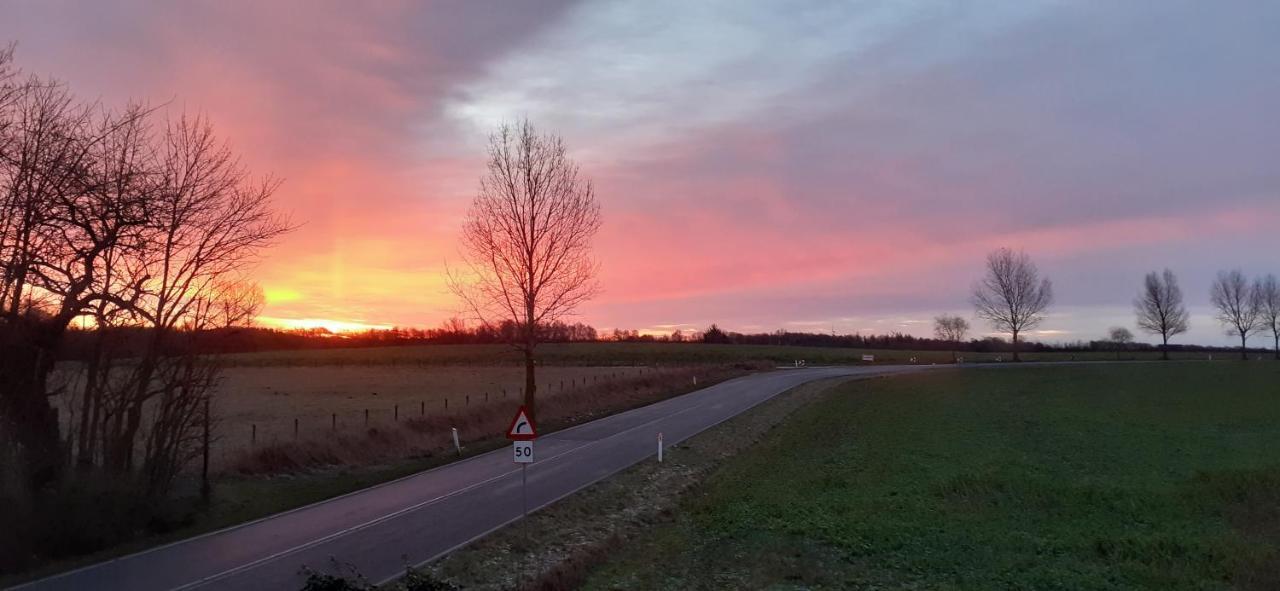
[
  {"left": 861, "top": 354, "right": 875, "bottom": 362},
  {"left": 506, "top": 405, "right": 537, "bottom": 440},
  {"left": 513, "top": 440, "right": 534, "bottom": 463}
]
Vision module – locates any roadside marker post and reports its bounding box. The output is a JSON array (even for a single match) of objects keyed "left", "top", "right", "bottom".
[
  {"left": 506, "top": 405, "right": 538, "bottom": 517},
  {"left": 657, "top": 432, "right": 664, "bottom": 463},
  {"left": 451, "top": 427, "right": 461, "bottom": 456}
]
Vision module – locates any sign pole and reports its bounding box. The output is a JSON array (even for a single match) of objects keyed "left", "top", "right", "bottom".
[{"left": 507, "top": 405, "right": 537, "bottom": 520}]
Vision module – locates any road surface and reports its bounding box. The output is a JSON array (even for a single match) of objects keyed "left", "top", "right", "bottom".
[{"left": 13, "top": 365, "right": 932, "bottom": 591}]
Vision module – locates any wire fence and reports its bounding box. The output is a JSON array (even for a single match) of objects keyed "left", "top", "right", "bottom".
[{"left": 230, "top": 367, "right": 667, "bottom": 451}]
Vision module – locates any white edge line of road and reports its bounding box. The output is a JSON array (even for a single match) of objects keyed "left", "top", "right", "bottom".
[
  {"left": 11, "top": 371, "right": 763, "bottom": 590},
  {"left": 182, "top": 401, "right": 712, "bottom": 589},
  {"left": 373, "top": 368, "right": 911, "bottom": 587}
]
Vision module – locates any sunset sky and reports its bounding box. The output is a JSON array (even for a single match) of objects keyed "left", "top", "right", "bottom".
[{"left": 5, "top": 1, "right": 1279, "bottom": 345}]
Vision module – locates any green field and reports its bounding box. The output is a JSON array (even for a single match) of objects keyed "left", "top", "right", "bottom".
[
  {"left": 222, "top": 342, "right": 1222, "bottom": 368},
  {"left": 584, "top": 363, "right": 1280, "bottom": 590}
]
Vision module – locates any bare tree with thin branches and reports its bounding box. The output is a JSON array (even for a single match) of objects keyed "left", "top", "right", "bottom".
[
  {"left": 1209, "top": 269, "right": 1262, "bottom": 360},
  {"left": 1, "top": 47, "right": 290, "bottom": 494},
  {"left": 971, "top": 247, "right": 1053, "bottom": 362},
  {"left": 450, "top": 120, "right": 601, "bottom": 420},
  {"left": 1107, "top": 326, "right": 1133, "bottom": 360},
  {"left": 0, "top": 70, "right": 143, "bottom": 489},
  {"left": 1133, "top": 269, "right": 1189, "bottom": 360},
  {"left": 1108, "top": 326, "right": 1133, "bottom": 342},
  {"left": 1256, "top": 274, "right": 1280, "bottom": 360},
  {"left": 933, "top": 314, "right": 969, "bottom": 362}
]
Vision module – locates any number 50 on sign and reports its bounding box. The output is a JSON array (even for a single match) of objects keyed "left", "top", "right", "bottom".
[
  {"left": 513, "top": 440, "right": 533, "bottom": 463},
  {"left": 512, "top": 437, "right": 532, "bottom": 460}
]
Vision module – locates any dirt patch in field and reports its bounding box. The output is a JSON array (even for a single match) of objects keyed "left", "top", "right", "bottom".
[{"left": 392, "top": 375, "right": 860, "bottom": 591}]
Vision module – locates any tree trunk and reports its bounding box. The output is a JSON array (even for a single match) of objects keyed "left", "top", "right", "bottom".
[
  {"left": 0, "top": 333, "right": 63, "bottom": 491},
  {"left": 523, "top": 347, "right": 537, "bottom": 421},
  {"left": 1161, "top": 333, "right": 1169, "bottom": 361},
  {"left": 1011, "top": 330, "right": 1021, "bottom": 362},
  {"left": 107, "top": 332, "right": 163, "bottom": 473},
  {"left": 1274, "top": 333, "right": 1278, "bottom": 361},
  {"left": 75, "top": 329, "right": 105, "bottom": 469},
  {"left": 1241, "top": 334, "right": 1248, "bottom": 360},
  {"left": 201, "top": 394, "right": 211, "bottom": 503}
]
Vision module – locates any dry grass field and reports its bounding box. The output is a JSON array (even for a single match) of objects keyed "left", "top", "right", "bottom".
[
  {"left": 227, "top": 363, "right": 754, "bottom": 476},
  {"left": 211, "top": 365, "right": 655, "bottom": 461},
  {"left": 53, "top": 364, "right": 659, "bottom": 468}
]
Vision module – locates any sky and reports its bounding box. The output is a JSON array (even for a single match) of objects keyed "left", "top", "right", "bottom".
[{"left": 4, "top": 1, "right": 1279, "bottom": 346}]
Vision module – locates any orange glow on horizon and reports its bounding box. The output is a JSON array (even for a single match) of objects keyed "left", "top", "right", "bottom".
[{"left": 256, "top": 316, "right": 395, "bottom": 334}]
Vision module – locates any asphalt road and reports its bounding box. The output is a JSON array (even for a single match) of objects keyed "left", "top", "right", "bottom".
[{"left": 13, "top": 365, "right": 932, "bottom": 591}]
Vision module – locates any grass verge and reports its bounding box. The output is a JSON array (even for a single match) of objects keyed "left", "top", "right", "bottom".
[{"left": 583, "top": 363, "right": 1280, "bottom": 591}]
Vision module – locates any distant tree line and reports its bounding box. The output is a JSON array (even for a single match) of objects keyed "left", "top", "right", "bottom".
[
  {"left": 52, "top": 318, "right": 601, "bottom": 359},
  {"left": 958, "top": 248, "right": 1280, "bottom": 361},
  {"left": 683, "top": 323, "right": 1255, "bottom": 356}
]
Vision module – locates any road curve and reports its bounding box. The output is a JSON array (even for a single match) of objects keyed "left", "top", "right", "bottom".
[{"left": 12, "top": 365, "right": 933, "bottom": 591}]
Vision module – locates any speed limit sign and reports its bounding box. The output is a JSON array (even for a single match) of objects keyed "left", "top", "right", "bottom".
[{"left": 513, "top": 440, "right": 534, "bottom": 463}]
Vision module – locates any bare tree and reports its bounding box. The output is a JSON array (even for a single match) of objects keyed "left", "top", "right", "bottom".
[
  {"left": 971, "top": 248, "right": 1053, "bottom": 362},
  {"left": 440, "top": 316, "right": 468, "bottom": 335},
  {"left": 0, "top": 43, "right": 19, "bottom": 158},
  {"left": 1107, "top": 326, "right": 1133, "bottom": 360},
  {"left": 932, "top": 314, "right": 969, "bottom": 362},
  {"left": 102, "top": 114, "right": 288, "bottom": 479},
  {"left": 450, "top": 120, "right": 601, "bottom": 420},
  {"left": 1107, "top": 326, "right": 1133, "bottom": 346},
  {"left": 1, "top": 48, "right": 289, "bottom": 494},
  {"left": 1256, "top": 274, "right": 1280, "bottom": 360},
  {"left": 0, "top": 71, "right": 143, "bottom": 489},
  {"left": 1209, "top": 270, "right": 1262, "bottom": 360},
  {"left": 1133, "top": 269, "right": 1189, "bottom": 360}
]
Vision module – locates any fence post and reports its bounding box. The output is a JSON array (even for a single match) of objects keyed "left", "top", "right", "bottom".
[
  {"left": 395, "top": 404, "right": 399, "bottom": 422},
  {"left": 365, "top": 408, "right": 369, "bottom": 426},
  {"left": 332, "top": 413, "right": 336, "bottom": 430},
  {"left": 294, "top": 418, "right": 299, "bottom": 439},
  {"left": 420, "top": 401, "right": 425, "bottom": 416},
  {"left": 251, "top": 424, "right": 257, "bottom": 447},
  {"left": 466, "top": 394, "right": 470, "bottom": 406},
  {"left": 445, "top": 398, "right": 448, "bottom": 410}
]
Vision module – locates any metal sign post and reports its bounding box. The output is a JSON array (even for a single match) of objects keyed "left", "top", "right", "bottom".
[{"left": 506, "top": 406, "right": 537, "bottom": 519}]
